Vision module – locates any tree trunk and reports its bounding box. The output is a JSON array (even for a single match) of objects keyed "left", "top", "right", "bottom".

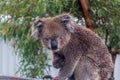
[{"left": 78, "top": 0, "right": 94, "bottom": 31}]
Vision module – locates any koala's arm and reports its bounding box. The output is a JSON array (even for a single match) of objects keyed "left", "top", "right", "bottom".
[
  {"left": 53, "top": 52, "right": 82, "bottom": 80},
  {"left": 52, "top": 53, "right": 65, "bottom": 69}
]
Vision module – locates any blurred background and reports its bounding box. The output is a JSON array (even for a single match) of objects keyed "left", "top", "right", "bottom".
[{"left": 0, "top": 0, "right": 120, "bottom": 80}]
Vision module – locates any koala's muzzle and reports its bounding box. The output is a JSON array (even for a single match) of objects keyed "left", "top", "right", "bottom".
[{"left": 51, "top": 39, "right": 58, "bottom": 50}]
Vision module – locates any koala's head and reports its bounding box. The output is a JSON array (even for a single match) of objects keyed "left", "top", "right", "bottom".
[{"left": 32, "top": 13, "right": 74, "bottom": 52}]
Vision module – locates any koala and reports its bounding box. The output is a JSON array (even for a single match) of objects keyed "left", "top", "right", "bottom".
[{"left": 31, "top": 13, "right": 114, "bottom": 80}]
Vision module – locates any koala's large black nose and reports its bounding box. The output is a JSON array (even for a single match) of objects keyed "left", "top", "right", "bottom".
[{"left": 51, "top": 39, "right": 58, "bottom": 50}]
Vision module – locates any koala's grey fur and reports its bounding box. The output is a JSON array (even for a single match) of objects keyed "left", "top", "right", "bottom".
[{"left": 32, "top": 13, "right": 114, "bottom": 80}]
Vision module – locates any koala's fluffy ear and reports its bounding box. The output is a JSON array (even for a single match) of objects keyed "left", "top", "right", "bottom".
[
  {"left": 60, "top": 14, "right": 74, "bottom": 33},
  {"left": 31, "top": 18, "right": 43, "bottom": 39}
]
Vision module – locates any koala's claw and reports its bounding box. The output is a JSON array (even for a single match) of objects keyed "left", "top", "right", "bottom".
[{"left": 42, "top": 75, "right": 53, "bottom": 80}]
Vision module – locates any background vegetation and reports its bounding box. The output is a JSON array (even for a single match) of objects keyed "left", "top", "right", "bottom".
[{"left": 0, "top": 0, "right": 120, "bottom": 78}]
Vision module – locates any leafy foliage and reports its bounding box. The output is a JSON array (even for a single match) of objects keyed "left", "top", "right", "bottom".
[
  {"left": 0, "top": 0, "right": 48, "bottom": 78},
  {"left": 0, "top": 0, "right": 120, "bottom": 78},
  {"left": 90, "top": 0, "right": 120, "bottom": 53}
]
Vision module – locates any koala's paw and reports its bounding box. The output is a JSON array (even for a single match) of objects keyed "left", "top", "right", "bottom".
[{"left": 53, "top": 59, "right": 65, "bottom": 68}]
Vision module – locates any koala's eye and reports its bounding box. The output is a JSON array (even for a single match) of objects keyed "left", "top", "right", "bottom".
[
  {"left": 59, "top": 36, "right": 64, "bottom": 39},
  {"left": 44, "top": 38, "right": 49, "bottom": 41}
]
